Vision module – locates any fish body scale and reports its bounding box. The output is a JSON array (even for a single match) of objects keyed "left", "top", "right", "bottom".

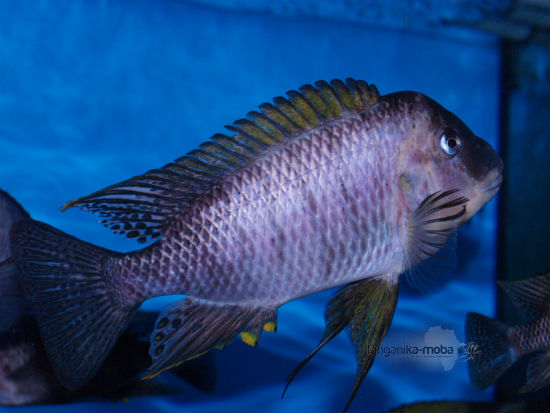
[
  {"left": 115, "top": 111, "right": 406, "bottom": 307},
  {"left": 510, "top": 315, "right": 550, "bottom": 357}
]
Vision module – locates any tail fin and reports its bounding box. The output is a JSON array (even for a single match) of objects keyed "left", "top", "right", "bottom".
[
  {"left": 11, "top": 220, "right": 136, "bottom": 390},
  {"left": 0, "top": 190, "right": 31, "bottom": 330},
  {"left": 465, "top": 312, "right": 516, "bottom": 390}
]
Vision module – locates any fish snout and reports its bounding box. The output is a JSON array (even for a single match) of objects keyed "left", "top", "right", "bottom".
[
  {"left": 458, "top": 136, "right": 503, "bottom": 221},
  {"left": 476, "top": 136, "right": 503, "bottom": 195},
  {"left": 460, "top": 135, "right": 503, "bottom": 184},
  {"left": 480, "top": 137, "right": 504, "bottom": 175}
]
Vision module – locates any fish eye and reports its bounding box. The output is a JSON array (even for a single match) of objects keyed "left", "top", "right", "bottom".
[{"left": 439, "top": 130, "right": 462, "bottom": 156}]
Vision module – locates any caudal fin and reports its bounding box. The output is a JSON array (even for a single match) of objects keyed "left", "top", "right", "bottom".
[
  {"left": 11, "top": 220, "right": 136, "bottom": 390},
  {"left": 465, "top": 312, "right": 516, "bottom": 390}
]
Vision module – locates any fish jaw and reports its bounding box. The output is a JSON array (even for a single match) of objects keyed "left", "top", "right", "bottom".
[
  {"left": 459, "top": 134, "right": 504, "bottom": 223},
  {"left": 461, "top": 164, "right": 503, "bottom": 222}
]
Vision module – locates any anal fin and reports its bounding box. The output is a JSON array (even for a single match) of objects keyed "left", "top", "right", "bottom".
[
  {"left": 146, "top": 297, "right": 277, "bottom": 378},
  {"left": 283, "top": 274, "right": 400, "bottom": 412}
]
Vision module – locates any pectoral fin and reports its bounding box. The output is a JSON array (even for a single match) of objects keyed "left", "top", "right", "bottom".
[
  {"left": 283, "top": 274, "right": 400, "bottom": 412},
  {"left": 404, "top": 189, "right": 467, "bottom": 293}
]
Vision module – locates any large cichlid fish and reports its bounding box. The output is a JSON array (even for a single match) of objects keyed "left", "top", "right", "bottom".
[{"left": 9, "top": 79, "right": 503, "bottom": 410}]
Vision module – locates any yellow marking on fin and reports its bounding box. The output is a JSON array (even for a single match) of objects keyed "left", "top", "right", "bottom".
[
  {"left": 122, "top": 397, "right": 129, "bottom": 403},
  {"left": 240, "top": 331, "right": 258, "bottom": 347},
  {"left": 61, "top": 198, "right": 78, "bottom": 211},
  {"left": 263, "top": 321, "right": 277, "bottom": 332}
]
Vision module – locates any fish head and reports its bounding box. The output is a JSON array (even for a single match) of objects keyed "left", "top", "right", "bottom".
[{"left": 393, "top": 92, "right": 503, "bottom": 224}]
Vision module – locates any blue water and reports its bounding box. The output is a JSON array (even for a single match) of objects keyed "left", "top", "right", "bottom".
[{"left": 0, "top": 1, "right": 500, "bottom": 412}]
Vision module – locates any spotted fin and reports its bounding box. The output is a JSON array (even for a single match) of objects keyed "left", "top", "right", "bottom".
[
  {"left": 520, "top": 350, "right": 550, "bottom": 393},
  {"left": 283, "top": 274, "right": 399, "bottom": 413},
  {"left": 145, "top": 297, "right": 277, "bottom": 378},
  {"left": 498, "top": 273, "right": 550, "bottom": 320},
  {"left": 404, "top": 189, "right": 468, "bottom": 293},
  {"left": 62, "top": 79, "right": 380, "bottom": 243}
]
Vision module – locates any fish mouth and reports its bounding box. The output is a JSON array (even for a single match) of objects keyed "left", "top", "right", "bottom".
[
  {"left": 462, "top": 166, "right": 503, "bottom": 222},
  {"left": 481, "top": 171, "right": 503, "bottom": 195}
]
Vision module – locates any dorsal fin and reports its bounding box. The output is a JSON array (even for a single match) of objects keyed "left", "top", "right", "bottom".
[
  {"left": 62, "top": 79, "right": 380, "bottom": 243},
  {"left": 498, "top": 273, "right": 550, "bottom": 319}
]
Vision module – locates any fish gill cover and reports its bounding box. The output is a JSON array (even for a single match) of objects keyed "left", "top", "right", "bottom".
[{"left": 0, "top": 0, "right": 502, "bottom": 412}]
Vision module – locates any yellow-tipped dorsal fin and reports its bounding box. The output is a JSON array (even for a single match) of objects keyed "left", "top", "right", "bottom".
[{"left": 61, "top": 79, "right": 380, "bottom": 245}]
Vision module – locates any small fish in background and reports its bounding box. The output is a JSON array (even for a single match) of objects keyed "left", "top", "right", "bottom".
[
  {"left": 0, "top": 191, "right": 216, "bottom": 406},
  {"left": 466, "top": 273, "right": 550, "bottom": 393},
  {"left": 8, "top": 79, "right": 503, "bottom": 411}
]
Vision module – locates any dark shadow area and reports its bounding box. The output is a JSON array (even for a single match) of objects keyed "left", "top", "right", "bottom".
[{"left": 496, "top": 32, "right": 550, "bottom": 403}]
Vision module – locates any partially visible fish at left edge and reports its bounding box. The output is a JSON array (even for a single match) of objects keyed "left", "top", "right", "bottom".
[
  {"left": 0, "top": 314, "right": 217, "bottom": 406},
  {"left": 0, "top": 191, "right": 217, "bottom": 406},
  {"left": 4, "top": 78, "right": 503, "bottom": 411}
]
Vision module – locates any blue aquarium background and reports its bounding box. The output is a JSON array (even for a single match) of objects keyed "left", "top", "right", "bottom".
[{"left": 0, "top": 1, "right": 548, "bottom": 412}]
